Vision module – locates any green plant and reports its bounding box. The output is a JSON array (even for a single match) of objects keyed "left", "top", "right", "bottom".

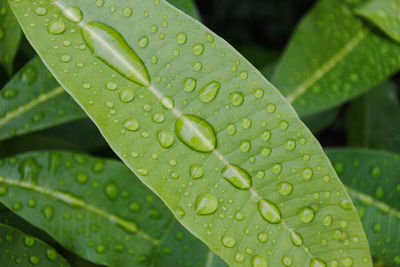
[{"left": 0, "top": 0, "right": 399, "bottom": 266}]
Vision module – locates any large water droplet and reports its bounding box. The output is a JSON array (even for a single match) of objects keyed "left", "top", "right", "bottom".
[
  {"left": 199, "top": 81, "right": 221, "bottom": 103},
  {"left": 278, "top": 182, "right": 293, "bottom": 196},
  {"left": 251, "top": 255, "right": 268, "bottom": 267},
  {"left": 175, "top": 115, "right": 216, "bottom": 153},
  {"left": 258, "top": 199, "right": 281, "bottom": 224},
  {"left": 158, "top": 130, "right": 175, "bottom": 148},
  {"left": 195, "top": 193, "right": 218, "bottom": 215},
  {"left": 81, "top": 22, "right": 150, "bottom": 87},
  {"left": 221, "top": 235, "right": 235, "bottom": 248},
  {"left": 62, "top": 6, "right": 83, "bottom": 23},
  {"left": 48, "top": 20, "right": 65, "bottom": 35},
  {"left": 290, "top": 231, "right": 303, "bottom": 246},
  {"left": 221, "top": 164, "right": 252, "bottom": 190},
  {"left": 183, "top": 77, "right": 197, "bottom": 92},
  {"left": 310, "top": 258, "right": 326, "bottom": 267},
  {"left": 299, "top": 207, "right": 315, "bottom": 223}
]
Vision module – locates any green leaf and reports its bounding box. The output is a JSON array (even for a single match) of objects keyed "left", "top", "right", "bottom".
[
  {"left": 302, "top": 108, "right": 341, "bottom": 135},
  {"left": 346, "top": 81, "right": 400, "bottom": 153},
  {"left": 0, "top": 56, "right": 86, "bottom": 142},
  {"left": 355, "top": 0, "right": 400, "bottom": 43},
  {"left": 0, "top": 223, "right": 70, "bottom": 266},
  {"left": 326, "top": 149, "right": 400, "bottom": 266},
  {"left": 0, "top": 0, "right": 21, "bottom": 74},
  {"left": 9, "top": 1, "right": 372, "bottom": 266},
  {"left": 168, "top": 0, "right": 200, "bottom": 20},
  {"left": 272, "top": 0, "right": 400, "bottom": 117},
  {"left": 0, "top": 151, "right": 225, "bottom": 267}
]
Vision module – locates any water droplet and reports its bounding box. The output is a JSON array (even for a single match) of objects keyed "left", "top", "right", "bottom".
[
  {"left": 96, "top": 244, "right": 107, "bottom": 254},
  {"left": 221, "top": 235, "right": 235, "bottom": 248},
  {"left": 82, "top": 22, "right": 150, "bottom": 87},
  {"left": 339, "top": 200, "right": 353, "bottom": 210},
  {"left": 290, "top": 231, "right": 303, "bottom": 246},
  {"left": 299, "top": 207, "right": 315, "bottom": 223},
  {"left": 122, "top": 7, "right": 133, "bottom": 17},
  {"left": 42, "top": 205, "right": 54, "bottom": 219},
  {"left": 342, "top": 257, "right": 353, "bottom": 267},
  {"left": 48, "top": 20, "right": 65, "bottom": 35},
  {"left": 282, "top": 256, "right": 292, "bottom": 266},
  {"left": 190, "top": 165, "right": 204, "bottom": 179},
  {"left": 195, "top": 193, "right": 218, "bottom": 215},
  {"left": 76, "top": 173, "right": 88, "bottom": 184},
  {"left": 183, "top": 77, "right": 197, "bottom": 92},
  {"left": 255, "top": 88, "right": 264, "bottom": 98},
  {"left": 175, "top": 115, "right": 216, "bottom": 152},
  {"left": 119, "top": 88, "right": 135, "bottom": 103},
  {"left": 30, "top": 255, "right": 39, "bottom": 265},
  {"left": 160, "top": 96, "right": 174, "bottom": 110},
  {"left": 278, "top": 182, "right": 293, "bottom": 196},
  {"left": 199, "top": 81, "right": 221, "bottom": 103},
  {"left": 225, "top": 124, "right": 237, "bottom": 135},
  {"left": 123, "top": 119, "right": 140, "bottom": 131},
  {"left": 310, "top": 258, "right": 326, "bottom": 267},
  {"left": 105, "top": 183, "right": 118, "bottom": 200},
  {"left": 176, "top": 33, "right": 187, "bottom": 44},
  {"left": 230, "top": 92, "right": 244, "bottom": 106},
  {"left": 241, "top": 117, "right": 252, "bottom": 128},
  {"left": 1, "top": 88, "right": 18, "bottom": 99},
  {"left": 271, "top": 163, "right": 282, "bottom": 174},
  {"left": 192, "top": 43, "right": 204, "bottom": 55},
  {"left": 257, "top": 232, "right": 268, "bottom": 243},
  {"left": 24, "top": 236, "right": 35, "bottom": 247},
  {"left": 371, "top": 166, "right": 381, "bottom": 177},
  {"left": 301, "top": 168, "right": 313, "bottom": 180},
  {"left": 234, "top": 251, "right": 245, "bottom": 263},
  {"left": 34, "top": 7, "right": 47, "bottom": 16},
  {"left": 0, "top": 186, "right": 7, "bottom": 196},
  {"left": 239, "top": 140, "right": 251, "bottom": 152},
  {"left": 322, "top": 215, "right": 332, "bottom": 226},
  {"left": 138, "top": 36, "right": 149, "bottom": 48},
  {"left": 222, "top": 164, "right": 252, "bottom": 190},
  {"left": 252, "top": 255, "right": 268, "bottom": 267},
  {"left": 157, "top": 130, "right": 174, "bottom": 148},
  {"left": 266, "top": 103, "right": 276, "bottom": 113},
  {"left": 62, "top": 6, "right": 83, "bottom": 23},
  {"left": 261, "top": 130, "right": 271, "bottom": 141},
  {"left": 258, "top": 199, "right": 281, "bottom": 224},
  {"left": 18, "top": 158, "right": 41, "bottom": 183},
  {"left": 284, "top": 140, "right": 296, "bottom": 150},
  {"left": 46, "top": 248, "right": 57, "bottom": 260}
]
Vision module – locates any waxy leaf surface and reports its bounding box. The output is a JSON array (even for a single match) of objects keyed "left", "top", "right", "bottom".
[
  {"left": 327, "top": 149, "right": 400, "bottom": 266},
  {"left": 9, "top": 0, "right": 372, "bottom": 266},
  {"left": 0, "top": 151, "right": 225, "bottom": 267},
  {"left": 0, "top": 223, "right": 70, "bottom": 266},
  {"left": 272, "top": 0, "right": 400, "bottom": 117}
]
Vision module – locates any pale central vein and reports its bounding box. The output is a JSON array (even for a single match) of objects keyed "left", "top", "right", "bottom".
[
  {"left": 0, "top": 175, "right": 159, "bottom": 244},
  {"left": 204, "top": 250, "right": 215, "bottom": 267},
  {"left": 52, "top": 0, "right": 319, "bottom": 260},
  {"left": 286, "top": 29, "right": 366, "bottom": 104},
  {"left": 0, "top": 86, "right": 64, "bottom": 128}
]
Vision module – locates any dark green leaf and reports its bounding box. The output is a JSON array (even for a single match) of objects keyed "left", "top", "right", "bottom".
[
  {"left": 0, "top": 0, "right": 21, "bottom": 74},
  {"left": 0, "top": 151, "right": 224, "bottom": 267},
  {"left": 0, "top": 223, "right": 70, "bottom": 266},
  {"left": 326, "top": 149, "right": 400, "bottom": 266},
  {"left": 346, "top": 81, "right": 400, "bottom": 153},
  {"left": 272, "top": 0, "right": 400, "bottom": 116},
  {"left": 356, "top": 0, "right": 400, "bottom": 43},
  {"left": 9, "top": 1, "right": 372, "bottom": 265},
  {"left": 0, "top": 56, "right": 86, "bottom": 141}
]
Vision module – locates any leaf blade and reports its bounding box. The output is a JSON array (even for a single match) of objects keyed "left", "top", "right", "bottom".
[{"left": 9, "top": 0, "right": 372, "bottom": 266}]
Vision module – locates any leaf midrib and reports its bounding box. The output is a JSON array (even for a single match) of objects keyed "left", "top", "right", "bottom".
[
  {"left": 0, "top": 86, "right": 64, "bottom": 128},
  {"left": 0, "top": 175, "right": 159, "bottom": 244},
  {"left": 285, "top": 29, "right": 366, "bottom": 104}
]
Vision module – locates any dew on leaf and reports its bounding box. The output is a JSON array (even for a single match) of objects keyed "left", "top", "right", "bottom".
[
  {"left": 310, "top": 258, "right": 326, "bottom": 267},
  {"left": 199, "top": 81, "right": 221, "bottom": 103},
  {"left": 299, "top": 207, "right": 315, "bottom": 223},
  {"left": 160, "top": 96, "right": 174, "bottom": 110},
  {"left": 192, "top": 43, "right": 204, "bottom": 55},
  {"left": 221, "top": 235, "right": 236, "bottom": 248},
  {"left": 230, "top": 92, "right": 244, "bottom": 106},
  {"left": 34, "top": 7, "right": 47, "bottom": 16},
  {"left": 183, "top": 77, "right": 197, "bottom": 92},
  {"left": 190, "top": 165, "right": 204, "bottom": 179},
  {"left": 48, "top": 20, "right": 65, "bottom": 35},
  {"left": 62, "top": 6, "right": 83, "bottom": 23},
  {"left": 222, "top": 164, "right": 252, "bottom": 190},
  {"left": 195, "top": 193, "right": 218, "bottom": 215},
  {"left": 104, "top": 183, "right": 118, "bottom": 200},
  {"left": 290, "top": 231, "right": 303, "bottom": 246},
  {"left": 123, "top": 119, "right": 140, "bottom": 131},
  {"left": 251, "top": 255, "right": 268, "bottom": 267},
  {"left": 258, "top": 199, "right": 281, "bottom": 224},
  {"left": 42, "top": 205, "right": 54, "bottom": 219},
  {"left": 157, "top": 130, "right": 175, "bottom": 148},
  {"left": 278, "top": 182, "right": 293, "bottom": 196},
  {"left": 257, "top": 232, "right": 268, "bottom": 243},
  {"left": 176, "top": 33, "right": 187, "bottom": 44},
  {"left": 119, "top": 88, "right": 135, "bottom": 103}
]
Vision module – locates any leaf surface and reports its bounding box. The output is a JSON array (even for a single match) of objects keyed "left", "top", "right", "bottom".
[
  {"left": 0, "top": 56, "right": 86, "bottom": 141},
  {"left": 168, "top": 0, "right": 200, "bottom": 20},
  {"left": 9, "top": 0, "right": 372, "bottom": 266},
  {"left": 272, "top": 0, "right": 400, "bottom": 116},
  {"left": 0, "top": 223, "right": 70, "bottom": 266},
  {"left": 346, "top": 81, "right": 400, "bottom": 153},
  {"left": 0, "top": 0, "right": 21, "bottom": 74},
  {"left": 356, "top": 0, "right": 400, "bottom": 43},
  {"left": 326, "top": 149, "right": 400, "bottom": 266},
  {"left": 0, "top": 151, "right": 226, "bottom": 267}
]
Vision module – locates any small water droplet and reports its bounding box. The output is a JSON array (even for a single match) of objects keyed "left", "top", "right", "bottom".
[
  {"left": 122, "top": 7, "right": 133, "bottom": 17},
  {"left": 183, "top": 77, "right": 197, "bottom": 92},
  {"left": 119, "top": 88, "right": 135, "bottom": 103},
  {"left": 234, "top": 251, "right": 245, "bottom": 263},
  {"left": 96, "top": 244, "right": 107, "bottom": 254},
  {"left": 175, "top": 115, "right": 216, "bottom": 153},
  {"left": 199, "top": 81, "right": 221, "bottom": 103},
  {"left": 222, "top": 164, "right": 252, "bottom": 190},
  {"left": 76, "top": 172, "right": 88, "bottom": 184},
  {"left": 18, "top": 158, "right": 41, "bottom": 183},
  {"left": 322, "top": 215, "right": 332, "bottom": 226},
  {"left": 48, "top": 20, "right": 65, "bottom": 35},
  {"left": 221, "top": 235, "right": 235, "bottom": 248},
  {"left": 195, "top": 193, "right": 218, "bottom": 215},
  {"left": 339, "top": 199, "right": 353, "bottom": 210},
  {"left": 24, "top": 236, "right": 35, "bottom": 247},
  {"left": 190, "top": 165, "right": 204, "bottom": 179},
  {"left": 42, "top": 205, "right": 54, "bottom": 219},
  {"left": 160, "top": 96, "right": 174, "bottom": 110},
  {"left": 138, "top": 36, "right": 149, "bottom": 48},
  {"left": 278, "top": 182, "right": 293, "bottom": 196},
  {"left": 342, "top": 257, "right": 353, "bottom": 267},
  {"left": 230, "top": 92, "right": 244, "bottom": 106},
  {"left": 271, "top": 163, "right": 282, "bottom": 174},
  {"left": 34, "top": 6, "right": 47, "bottom": 16},
  {"left": 257, "top": 232, "right": 268, "bottom": 243},
  {"left": 105, "top": 183, "right": 118, "bottom": 200},
  {"left": 62, "top": 6, "right": 83, "bottom": 23},
  {"left": 251, "top": 255, "right": 268, "bottom": 267},
  {"left": 258, "top": 199, "right": 281, "bottom": 224},
  {"left": 157, "top": 130, "right": 175, "bottom": 148},
  {"left": 301, "top": 168, "right": 313, "bottom": 180},
  {"left": 239, "top": 140, "right": 251, "bottom": 152},
  {"left": 299, "top": 207, "right": 315, "bottom": 223},
  {"left": 46, "top": 248, "right": 57, "bottom": 260},
  {"left": 192, "top": 43, "right": 204, "bottom": 55},
  {"left": 225, "top": 124, "right": 237, "bottom": 135},
  {"left": 30, "top": 255, "right": 39, "bottom": 265},
  {"left": 123, "top": 119, "right": 140, "bottom": 131},
  {"left": 176, "top": 32, "right": 187, "bottom": 44},
  {"left": 310, "top": 258, "right": 326, "bottom": 267},
  {"left": 290, "top": 231, "right": 303, "bottom": 246},
  {"left": 284, "top": 140, "right": 296, "bottom": 150}
]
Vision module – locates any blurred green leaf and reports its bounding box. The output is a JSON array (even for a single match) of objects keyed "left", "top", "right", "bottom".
[
  {"left": 356, "top": 0, "right": 400, "bottom": 43},
  {"left": 9, "top": 0, "right": 372, "bottom": 265},
  {"left": 326, "top": 149, "right": 400, "bottom": 266},
  {"left": 0, "top": 223, "right": 70, "bottom": 266},
  {"left": 0, "top": 151, "right": 225, "bottom": 267},
  {"left": 346, "top": 81, "right": 400, "bottom": 153},
  {"left": 272, "top": 0, "right": 400, "bottom": 117},
  {"left": 302, "top": 108, "right": 341, "bottom": 135},
  {"left": 0, "top": 0, "right": 21, "bottom": 74},
  {"left": 0, "top": 56, "right": 86, "bottom": 141}
]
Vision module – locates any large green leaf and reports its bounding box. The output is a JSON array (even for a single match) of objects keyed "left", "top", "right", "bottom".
[
  {"left": 0, "top": 151, "right": 226, "bottom": 267},
  {"left": 9, "top": 0, "right": 372, "bottom": 266},
  {"left": 355, "top": 0, "right": 400, "bottom": 43},
  {"left": 0, "top": 0, "right": 21, "bottom": 74},
  {"left": 346, "top": 81, "right": 400, "bottom": 153},
  {"left": 272, "top": 0, "right": 400, "bottom": 117},
  {"left": 0, "top": 223, "right": 70, "bottom": 266},
  {"left": 0, "top": 56, "right": 86, "bottom": 141},
  {"left": 326, "top": 149, "right": 400, "bottom": 266}
]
